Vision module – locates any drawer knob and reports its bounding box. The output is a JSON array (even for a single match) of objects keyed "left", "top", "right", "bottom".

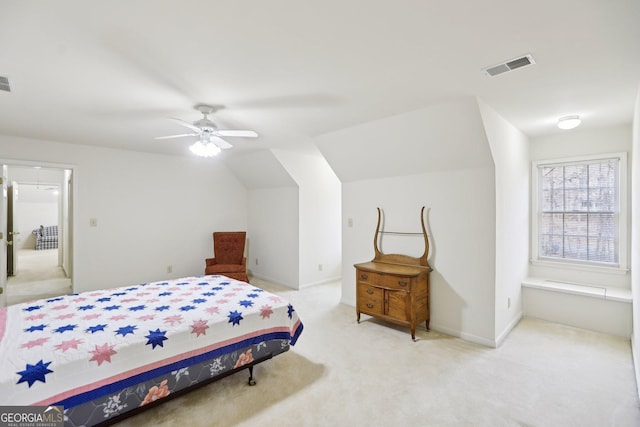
[
  {"left": 398, "top": 280, "right": 408, "bottom": 286},
  {"left": 366, "top": 303, "right": 374, "bottom": 309},
  {"left": 366, "top": 289, "right": 374, "bottom": 295},
  {"left": 360, "top": 273, "right": 368, "bottom": 279}
]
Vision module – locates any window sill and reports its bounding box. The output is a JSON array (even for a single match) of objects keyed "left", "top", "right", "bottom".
[
  {"left": 522, "top": 277, "right": 632, "bottom": 303},
  {"left": 530, "top": 259, "right": 629, "bottom": 276}
]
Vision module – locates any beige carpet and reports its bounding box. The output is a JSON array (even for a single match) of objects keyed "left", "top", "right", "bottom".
[
  {"left": 115, "top": 279, "right": 640, "bottom": 427},
  {"left": 5, "top": 249, "right": 72, "bottom": 305}
]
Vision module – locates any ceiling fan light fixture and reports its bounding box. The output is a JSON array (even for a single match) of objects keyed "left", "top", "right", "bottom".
[
  {"left": 189, "top": 141, "right": 221, "bottom": 157},
  {"left": 557, "top": 115, "right": 581, "bottom": 130}
]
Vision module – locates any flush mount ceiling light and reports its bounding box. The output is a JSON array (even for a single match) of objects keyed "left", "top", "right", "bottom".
[{"left": 557, "top": 115, "right": 581, "bottom": 130}]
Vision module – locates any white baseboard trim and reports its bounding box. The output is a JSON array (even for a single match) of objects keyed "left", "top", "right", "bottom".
[
  {"left": 299, "top": 276, "right": 341, "bottom": 289},
  {"left": 495, "top": 312, "right": 523, "bottom": 348},
  {"left": 632, "top": 334, "right": 640, "bottom": 401},
  {"left": 250, "top": 274, "right": 341, "bottom": 290},
  {"left": 249, "top": 273, "right": 297, "bottom": 290},
  {"left": 429, "top": 322, "right": 497, "bottom": 348}
]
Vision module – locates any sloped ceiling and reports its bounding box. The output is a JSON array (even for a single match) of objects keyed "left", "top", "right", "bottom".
[
  {"left": 224, "top": 150, "right": 297, "bottom": 189},
  {"left": 0, "top": 0, "right": 638, "bottom": 162},
  {"left": 315, "top": 97, "right": 493, "bottom": 182}
]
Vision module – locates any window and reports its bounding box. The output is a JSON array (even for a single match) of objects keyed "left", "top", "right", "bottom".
[{"left": 532, "top": 153, "right": 627, "bottom": 269}]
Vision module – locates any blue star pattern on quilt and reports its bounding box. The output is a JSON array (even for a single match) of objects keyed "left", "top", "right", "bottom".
[
  {"left": 86, "top": 324, "right": 107, "bottom": 334},
  {"left": 16, "top": 360, "right": 53, "bottom": 387},
  {"left": 115, "top": 325, "right": 137, "bottom": 337},
  {"left": 54, "top": 324, "right": 78, "bottom": 333},
  {"left": 145, "top": 329, "right": 168, "bottom": 349},
  {"left": 5, "top": 274, "right": 304, "bottom": 404},
  {"left": 228, "top": 310, "right": 243, "bottom": 326},
  {"left": 288, "top": 304, "right": 295, "bottom": 319}
]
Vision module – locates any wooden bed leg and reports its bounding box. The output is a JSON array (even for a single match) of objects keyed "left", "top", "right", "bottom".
[{"left": 247, "top": 366, "right": 256, "bottom": 386}]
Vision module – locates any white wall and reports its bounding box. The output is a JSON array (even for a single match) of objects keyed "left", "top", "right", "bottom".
[
  {"left": 248, "top": 186, "right": 299, "bottom": 287},
  {"left": 0, "top": 134, "right": 248, "bottom": 292},
  {"left": 273, "top": 149, "right": 342, "bottom": 288},
  {"left": 342, "top": 168, "right": 497, "bottom": 345},
  {"left": 631, "top": 86, "right": 640, "bottom": 399},
  {"left": 7, "top": 168, "right": 63, "bottom": 250},
  {"left": 14, "top": 199, "right": 58, "bottom": 249},
  {"left": 477, "top": 100, "right": 530, "bottom": 344},
  {"left": 529, "top": 124, "right": 632, "bottom": 288},
  {"left": 318, "top": 98, "right": 498, "bottom": 345}
]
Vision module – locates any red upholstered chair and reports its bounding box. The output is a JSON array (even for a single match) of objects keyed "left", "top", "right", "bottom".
[{"left": 205, "top": 231, "right": 249, "bottom": 283}]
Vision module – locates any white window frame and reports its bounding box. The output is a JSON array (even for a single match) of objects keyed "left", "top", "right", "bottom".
[{"left": 531, "top": 152, "right": 628, "bottom": 274}]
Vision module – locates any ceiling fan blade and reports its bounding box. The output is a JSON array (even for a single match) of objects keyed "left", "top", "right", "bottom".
[
  {"left": 217, "top": 130, "right": 258, "bottom": 138},
  {"left": 169, "top": 117, "right": 202, "bottom": 133},
  {"left": 210, "top": 136, "right": 234, "bottom": 149},
  {"left": 155, "top": 133, "right": 197, "bottom": 140}
]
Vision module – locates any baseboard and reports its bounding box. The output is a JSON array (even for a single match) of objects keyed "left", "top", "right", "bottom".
[
  {"left": 299, "top": 276, "right": 341, "bottom": 289},
  {"left": 495, "top": 312, "right": 523, "bottom": 348},
  {"left": 249, "top": 273, "right": 297, "bottom": 290},
  {"left": 250, "top": 274, "right": 341, "bottom": 290},
  {"left": 429, "top": 322, "right": 497, "bottom": 348},
  {"left": 632, "top": 334, "right": 640, "bottom": 401}
]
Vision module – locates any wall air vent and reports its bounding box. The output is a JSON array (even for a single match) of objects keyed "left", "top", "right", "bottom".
[
  {"left": 482, "top": 54, "right": 536, "bottom": 77},
  {"left": 0, "top": 76, "right": 10, "bottom": 92}
]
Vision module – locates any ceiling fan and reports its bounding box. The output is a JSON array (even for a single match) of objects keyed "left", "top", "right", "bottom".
[{"left": 156, "top": 104, "right": 258, "bottom": 156}]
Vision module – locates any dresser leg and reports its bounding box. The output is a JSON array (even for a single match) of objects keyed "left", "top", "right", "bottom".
[
  {"left": 426, "top": 319, "right": 430, "bottom": 331},
  {"left": 411, "top": 327, "right": 416, "bottom": 341},
  {"left": 356, "top": 311, "right": 360, "bottom": 323}
]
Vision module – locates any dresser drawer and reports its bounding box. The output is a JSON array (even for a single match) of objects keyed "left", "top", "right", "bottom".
[
  {"left": 357, "top": 284, "right": 383, "bottom": 315},
  {"left": 379, "top": 274, "right": 412, "bottom": 290},
  {"left": 358, "top": 270, "right": 412, "bottom": 290}
]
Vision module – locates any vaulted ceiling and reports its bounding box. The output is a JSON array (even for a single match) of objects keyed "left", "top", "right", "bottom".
[{"left": 1, "top": 1, "right": 639, "bottom": 162}]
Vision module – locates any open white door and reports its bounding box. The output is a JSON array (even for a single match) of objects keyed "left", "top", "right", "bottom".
[
  {"left": 0, "top": 165, "right": 8, "bottom": 306},
  {"left": 7, "top": 181, "right": 19, "bottom": 276}
]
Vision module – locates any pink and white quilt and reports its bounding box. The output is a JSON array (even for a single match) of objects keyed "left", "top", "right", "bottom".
[{"left": 0, "top": 275, "right": 303, "bottom": 408}]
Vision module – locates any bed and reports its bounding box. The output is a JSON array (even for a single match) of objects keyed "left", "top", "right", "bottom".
[{"left": 0, "top": 275, "right": 303, "bottom": 426}]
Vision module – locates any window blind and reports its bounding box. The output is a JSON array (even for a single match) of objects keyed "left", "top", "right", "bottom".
[{"left": 538, "top": 158, "right": 619, "bottom": 265}]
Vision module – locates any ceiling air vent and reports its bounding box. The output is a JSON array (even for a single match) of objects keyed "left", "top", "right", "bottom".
[
  {"left": 0, "top": 76, "right": 10, "bottom": 92},
  {"left": 482, "top": 54, "right": 536, "bottom": 77}
]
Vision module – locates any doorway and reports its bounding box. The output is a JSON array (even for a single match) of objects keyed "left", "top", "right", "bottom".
[{"left": 2, "top": 164, "right": 74, "bottom": 305}]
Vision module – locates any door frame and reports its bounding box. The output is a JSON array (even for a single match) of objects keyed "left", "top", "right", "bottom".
[{"left": 0, "top": 158, "right": 77, "bottom": 294}]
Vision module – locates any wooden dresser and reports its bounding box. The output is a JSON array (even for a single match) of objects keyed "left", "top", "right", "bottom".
[{"left": 355, "top": 207, "right": 432, "bottom": 341}]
